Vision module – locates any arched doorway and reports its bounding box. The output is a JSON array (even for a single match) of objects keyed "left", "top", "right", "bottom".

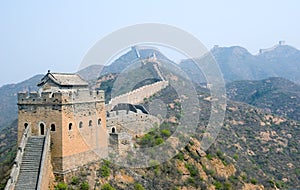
[{"left": 40, "top": 123, "right": 45, "bottom": 135}]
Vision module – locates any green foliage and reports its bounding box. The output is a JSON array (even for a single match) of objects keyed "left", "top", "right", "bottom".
[
  {"left": 250, "top": 178, "right": 257, "bottom": 185},
  {"left": 80, "top": 182, "right": 89, "bottom": 190},
  {"left": 155, "top": 137, "right": 164, "bottom": 145},
  {"left": 149, "top": 160, "right": 160, "bottom": 168},
  {"left": 55, "top": 182, "right": 68, "bottom": 190},
  {"left": 70, "top": 176, "right": 79, "bottom": 185},
  {"left": 161, "top": 129, "right": 171, "bottom": 137},
  {"left": 176, "top": 152, "right": 184, "bottom": 161},
  {"left": 100, "top": 164, "right": 110, "bottom": 178},
  {"left": 139, "top": 133, "right": 154, "bottom": 146},
  {"left": 224, "top": 182, "right": 232, "bottom": 190},
  {"left": 233, "top": 153, "right": 239, "bottom": 161},
  {"left": 186, "top": 177, "right": 195, "bottom": 185},
  {"left": 184, "top": 163, "right": 198, "bottom": 177},
  {"left": 0, "top": 183, "right": 6, "bottom": 190},
  {"left": 213, "top": 181, "right": 223, "bottom": 189},
  {"left": 229, "top": 175, "right": 239, "bottom": 184},
  {"left": 275, "top": 180, "right": 287, "bottom": 188},
  {"left": 206, "top": 153, "right": 213, "bottom": 160},
  {"left": 134, "top": 183, "right": 145, "bottom": 190},
  {"left": 295, "top": 168, "right": 300, "bottom": 175},
  {"left": 101, "top": 183, "right": 115, "bottom": 190}
]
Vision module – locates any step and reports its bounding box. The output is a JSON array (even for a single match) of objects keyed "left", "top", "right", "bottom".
[{"left": 14, "top": 136, "right": 45, "bottom": 190}]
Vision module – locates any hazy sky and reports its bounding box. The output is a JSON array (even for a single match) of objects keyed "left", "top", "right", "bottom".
[{"left": 1, "top": 1, "right": 299, "bottom": 86}]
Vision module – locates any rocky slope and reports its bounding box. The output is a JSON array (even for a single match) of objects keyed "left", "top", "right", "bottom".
[
  {"left": 226, "top": 77, "right": 300, "bottom": 122},
  {"left": 52, "top": 84, "right": 299, "bottom": 189}
]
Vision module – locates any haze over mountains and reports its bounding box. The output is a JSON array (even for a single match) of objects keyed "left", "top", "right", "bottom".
[
  {"left": 1, "top": 43, "right": 300, "bottom": 132},
  {"left": 79, "top": 42, "right": 300, "bottom": 85},
  {"left": 180, "top": 42, "right": 300, "bottom": 84},
  {"left": 0, "top": 43, "right": 300, "bottom": 189}
]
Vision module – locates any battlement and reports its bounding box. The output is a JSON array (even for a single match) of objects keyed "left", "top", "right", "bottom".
[
  {"left": 108, "top": 80, "right": 169, "bottom": 106},
  {"left": 18, "top": 90, "right": 105, "bottom": 105}
]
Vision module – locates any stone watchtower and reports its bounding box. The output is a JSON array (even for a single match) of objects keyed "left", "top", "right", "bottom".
[{"left": 17, "top": 71, "right": 108, "bottom": 174}]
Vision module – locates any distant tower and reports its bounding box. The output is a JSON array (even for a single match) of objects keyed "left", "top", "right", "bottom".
[
  {"left": 17, "top": 72, "right": 107, "bottom": 174},
  {"left": 279, "top": 40, "right": 286, "bottom": 46}
]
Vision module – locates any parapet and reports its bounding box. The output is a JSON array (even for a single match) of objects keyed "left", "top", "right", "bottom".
[
  {"left": 18, "top": 91, "right": 63, "bottom": 105},
  {"left": 18, "top": 89, "right": 105, "bottom": 105},
  {"left": 65, "top": 89, "right": 105, "bottom": 103}
]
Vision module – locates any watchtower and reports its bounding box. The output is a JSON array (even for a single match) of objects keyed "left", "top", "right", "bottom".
[{"left": 17, "top": 71, "right": 108, "bottom": 174}]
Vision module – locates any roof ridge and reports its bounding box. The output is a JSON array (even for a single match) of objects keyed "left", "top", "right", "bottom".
[{"left": 51, "top": 72, "right": 78, "bottom": 75}]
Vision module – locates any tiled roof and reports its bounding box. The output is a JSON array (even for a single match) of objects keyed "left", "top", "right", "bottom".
[{"left": 37, "top": 71, "right": 88, "bottom": 87}]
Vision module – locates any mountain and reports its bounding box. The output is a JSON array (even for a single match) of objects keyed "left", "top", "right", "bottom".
[
  {"left": 55, "top": 83, "right": 300, "bottom": 189},
  {"left": 0, "top": 120, "right": 17, "bottom": 188},
  {"left": 226, "top": 77, "right": 300, "bottom": 122},
  {"left": 179, "top": 43, "right": 300, "bottom": 84},
  {"left": 76, "top": 60, "right": 300, "bottom": 189},
  {"left": 76, "top": 46, "right": 172, "bottom": 83},
  {"left": 1, "top": 83, "right": 299, "bottom": 189},
  {"left": 77, "top": 64, "right": 104, "bottom": 81},
  {"left": 1, "top": 44, "right": 300, "bottom": 189},
  {"left": 0, "top": 75, "right": 42, "bottom": 131}
]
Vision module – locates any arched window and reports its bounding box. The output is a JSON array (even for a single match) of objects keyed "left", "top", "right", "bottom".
[
  {"left": 79, "top": 121, "right": 83, "bottom": 128},
  {"left": 89, "top": 120, "right": 92, "bottom": 127},
  {"left": 69, "top": 123, "right": 72, "bottom": 130},
  {"left": 98, "top": 119, "right": 101, "bottom": 126},
  {"left": 51, "top": 124, "right": 56, "bottom": 131},
  {"left": 40, "top": 123, "right": 45, "bottom": 135},
  {"left": 112, "top": 127, "right": 116, "bottom": 133},
  {"left": 24, "top": 123, "right": 28, "bottom": 129}
]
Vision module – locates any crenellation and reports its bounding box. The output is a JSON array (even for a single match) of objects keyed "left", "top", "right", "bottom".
[
  {"left": 18, "top": 89, "right": 104, "bottom": 105},
  {"left": 18, "top": 91, "right": 63, "bottom": 105}
]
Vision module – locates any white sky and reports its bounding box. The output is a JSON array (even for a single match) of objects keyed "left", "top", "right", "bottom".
[{"left": 0, "top": 0, "right": 299, "bottom": 86}]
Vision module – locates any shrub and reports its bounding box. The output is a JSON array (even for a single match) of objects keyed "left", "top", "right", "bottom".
[
  {"left": 101, "top": 183, "right": 115, "bottom": 190},
  {"left": 186, "top": 176, "right": 195, "bottom": 185},
  {"left": 233, "top": 153, "right": 239, "bottom": 161},
  {"left": 176, "top": 152, "right": 184, "bottom": 161},
  {"left": 214, "top": 181, "right": 223, "bottom": 189},
  {"left": 206, "top": 153, "right": 213, "bottom": 160},
  {"left": 80, "top": 182, "right": 89, "bottom": 190},
  {"left": 134, "top": 183, "right": 145, "bottom": 190},
  {"left": 155, "top": 137, "right": 164, "bottom": 145},
  {"left": 224, "top": 182, "right": 232, "bottom": 190},
  {"left": 250, "top": 178, "right": 257, "bottom": 185},
  {"left": 55, "top": 182, "right": 68, "bottom": 190},
  {"left": 161, "top": 129, "right": 171, "bottom": 137},
  {"left": 100, "top": 164, "right": 110, "bottom": 177},
  {"left": 71, "top": 176, "right": 79, "bottom": 185},
  {"left": 185, "top": 163, "right": 198, "bottom": 177}
]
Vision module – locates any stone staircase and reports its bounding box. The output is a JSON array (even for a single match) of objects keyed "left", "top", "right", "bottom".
[{"left": 14, "top": 136, "right": 45, "bottom": 190}]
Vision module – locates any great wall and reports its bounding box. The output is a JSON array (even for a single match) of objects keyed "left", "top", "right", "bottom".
[{"left": 5, "top": 58, "right": 169, "bottom": 190}]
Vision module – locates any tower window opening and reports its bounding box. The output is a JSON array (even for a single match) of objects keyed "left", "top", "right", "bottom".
[
  {"left": 98, "top": 119, "right": 101, "bottom": 126},
  {"left": 89, "top": 120, "right": 92, "bottom": 127},
  {"left": 79, "top": 121, "right": 83, "bottom": 128},
  {"left": 51, "top": 124, "right": 56, "bottom": 131},
  {"left": 24, "top": 123, "right": 28, "bottom": 129},
  {"left": 112, "top": 127, "right": 116, "bottom": 133},
  {"left": 40, "top": 123, "right": 45, "bottom": 135},
  {"left": 69, "top": 123, "right": 72, "bottom": 130}
]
